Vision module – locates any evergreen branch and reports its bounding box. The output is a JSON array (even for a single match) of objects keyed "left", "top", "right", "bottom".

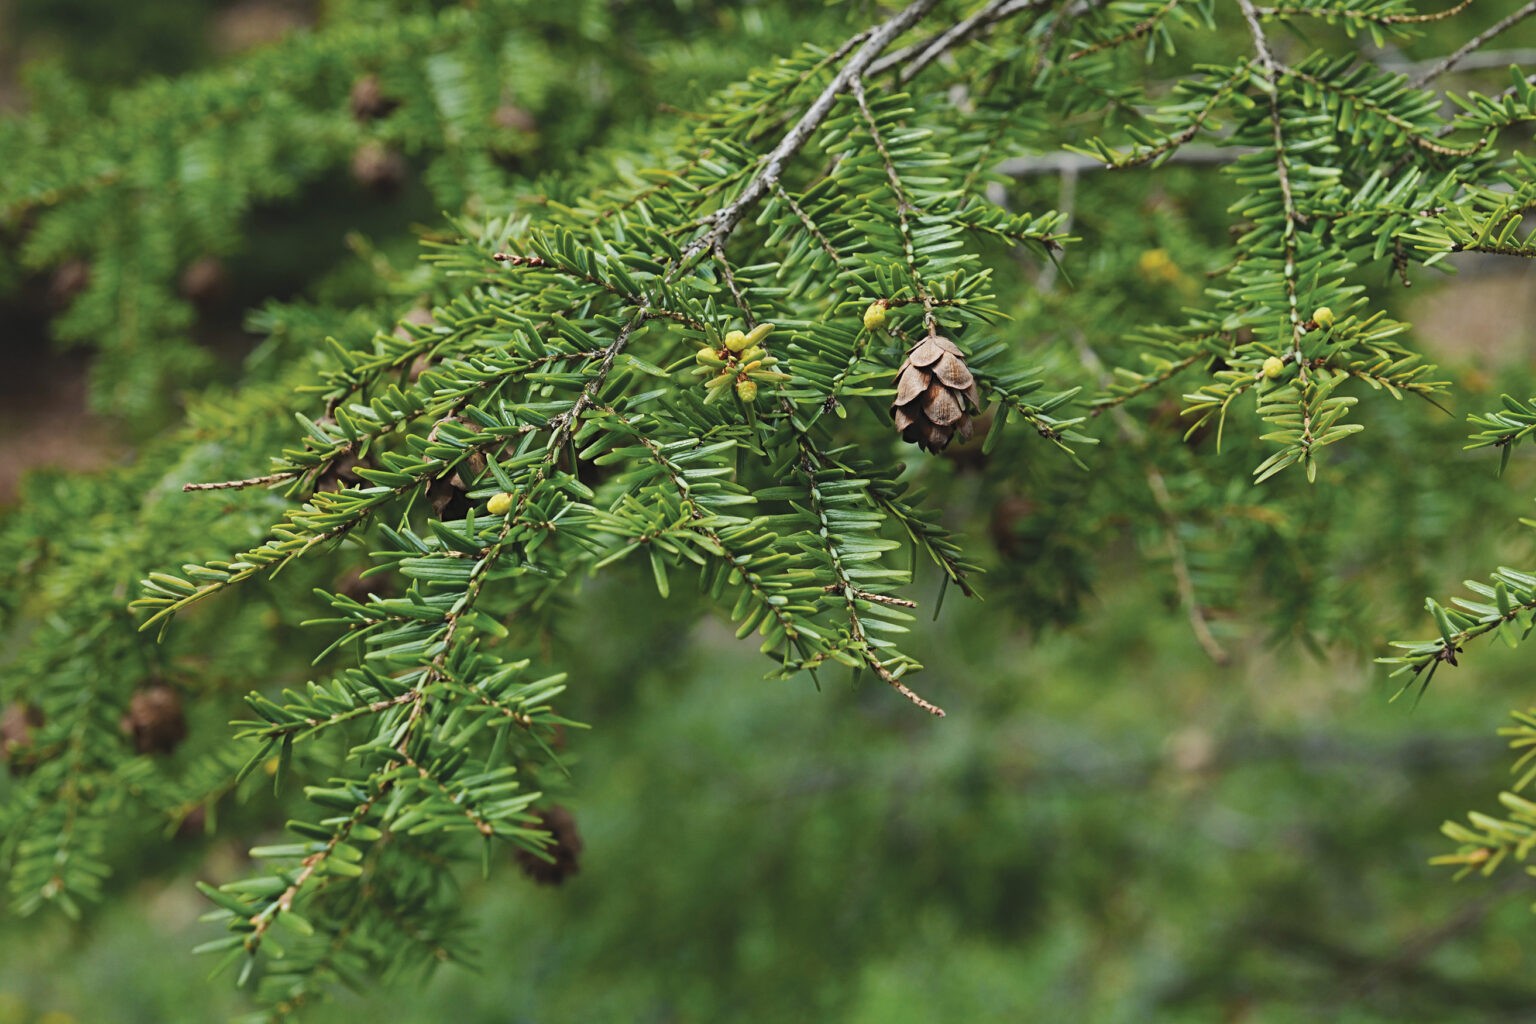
[
  {"left": 1385, "top": 48, "right": 1536, "bottom": 80},
  {"left": 546, "top": 306, "right": 653, "bottom": 446},
  {"left": 874, "top": 0, "right": 1052, "bottom": 83},
  {"left": 1066, "top": 66, "right": 1250, "bottom": 169},
  {"left": 849, "top": 76, "right": 935, "bottom": 330},
  {"left": 401, "top": 754, "right": 498, "bottom": 837},
  {"left": 1066, "top": 0, "right": 1182, "bottom": 62},
  {"left": 1381, "top": 568, "right": 1536, "bottom": 694},
  {"left": 823, "top": 583, "right": 919, "bottom": 609},
  {"left": 244, "top": 690, "right": 422, "bottom": 742},
  {"left": 1238, "top": 0, "right": 1306, "bottom": 366},
  {"left": 609, "top": 409, "right": 812, "bottom": 658},
  {"left": 773, "top": 182, "right": 844, "bottom": 262},
  {"left": 1432, "top": 712, "right": 1536, "bottom": 881},
  {"left": 682, "top": 0, "right": 941, "bottom": 263},
  {"left": 492, "top": 247, "right": 706, "bottom": 328},
  {"left": 1091, "top": 351, "right": 1204, "bottom": 411},
  {"left": 798, "top": 454, "right": 943, "bottom": 716},
  {"left": 137, "top": 304, "right": 652, "bottom": 630},
  {"left": 241, "top": 790, "right": 381, "bottom": 957},
  {"left": 731, "top": 34, "right": 876, "bottom": 153},
  {"left": 1282, "top": 67, "right": 1485, "bottom": 157},
  {"left": 1466, "top": 394, "right": 1536, "bottom": 475},
  {"left": 713, "top": 244, "right": 755, "bottom": 320},
  {"left": 824, "top": 451, "right": 980, "bottom": 598}
]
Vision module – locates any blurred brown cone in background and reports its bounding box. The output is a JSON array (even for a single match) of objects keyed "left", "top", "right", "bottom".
[
  {"left": 891, "top": 333, "right": 981, "bottom": 452},
  {"left": 515, "top": 805, "right": 583, "bottom": 885},
  {"left": 349, "top": 74, "right": 399, "bottom": 122},
  {"left": 351, "top": 141, "right": 406, "bottom": 194},
  {"left": 2, "top": 703, "right": 44, "bottom": 775},
  {"left": 121, "top": 685, "right": 188, "bottom": 756}
]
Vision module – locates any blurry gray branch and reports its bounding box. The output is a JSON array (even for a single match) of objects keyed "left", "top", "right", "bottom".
[
  {"left": 1382, "top": 47, "right": 1536, "bottom": 81},
  {"left": 1408, "top": 0, "right": 1536, "bottom": 88},
  {"left": 1073, "top": 332, "right": 1231, "bottom": 665},
  {"left": 997, "top": 145, "right": 1247, "bottom": 177}
]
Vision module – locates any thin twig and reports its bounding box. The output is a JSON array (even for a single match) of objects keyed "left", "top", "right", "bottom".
[
  {"left": 1237, "top": 0, "right": 1305, "bottom": 366},
  {"left": 801, "top": 455, "right": 945, "bottom": 717},
  {"left": 873, "top": 0, "right": 1051, "bottom": 82},
  {"left": 1410, "top": 0, "right": 1536, "bottom": 88},
  {"left": 1074, "top": 334, "right": 1230, "bottom": 665},
  {"left": 1035, "top": 163, "right": 1075, "bottom": 292},
  {"left": 182, "top": 471, "right": 298, "bottom": 492},
  {"left": 545, "top": 304, "right": 652, "bottom": 446},
  {"left": 1258, "top": 0, "right": 1472, "bottom": 23},
  {"left": 850, "top": 74, "right": 935, "bottom": 330},
  {"left": 1381, "top": 47, "right": 1536, "bottom": 80},
  {"left": 680, "top": 0, "right": 941, "bottom": 263},
  {"left": 1067, "top": 0, "right": 1181, "bottom": 62},
  {"left": 772, "top": 182, "right": 842, "bottom": 261}
]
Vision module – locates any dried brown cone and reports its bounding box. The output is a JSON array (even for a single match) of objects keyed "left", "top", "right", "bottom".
[
  {"left": 515, "top": 805, "right": 583, "bottom": 886},
  {"left": 891, "top": 334, "right": 981, "bottom": 452},
  {"left": 2, "top": 702, "right": 45, "bottom": 776},
  {"left": 179, "top": 256, "right": 229, "bottom": 307},
  {"left": 349, "top": 74, "right": 399, "bottom": 122},
  {"left": 350, "top": 141, "right": 406, "bottom": 195},
  {"left": 48, "top": 259, "right": 91, "bottom": 310},
  {"left": 121, "top": 685, "right": 188, "bottom": 756}
]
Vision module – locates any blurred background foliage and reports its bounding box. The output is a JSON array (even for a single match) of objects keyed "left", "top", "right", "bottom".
[{"left": 2, "top": 1, "right": 1536, "bottom": 1021}]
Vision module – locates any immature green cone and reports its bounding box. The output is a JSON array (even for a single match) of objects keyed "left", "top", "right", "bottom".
[{"left": 891, "top": 334, "right": 980, "bottom": 452}]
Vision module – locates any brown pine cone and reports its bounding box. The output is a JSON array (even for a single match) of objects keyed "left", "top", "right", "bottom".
[
  {"left": 2, "top": 702, "right": 44, "bottom": 775},
  {"left": 121, "top": 685, "right": 188, "bottom": 756},
  {"left": 349, "top": 74, "right": 399, "bottom": 122},
  {"left": 515, "top": 805, "right": 583, "bottom": 885},
  {"left": 350, "top": 141, "right": 406, "bottom": 194},
  {"left": 179, "top": 256, "right": 229, "bottom": 307},
  {"left": 891, "top": 334, "right": 981, "bottom": 452},
  {"left": 48, "top": 259, "right": 91, "bottom": 310}
]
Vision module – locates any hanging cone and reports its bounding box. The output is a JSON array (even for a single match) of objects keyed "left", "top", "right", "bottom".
[
  {"left": 515, "top": 806, "right": 584, "bottom": 885},
  {"left": 891, "top": 334, "right": 981, "bottom": 452},
  {"left": 121, "top": 684, "right": 188, "bottom": 756}
]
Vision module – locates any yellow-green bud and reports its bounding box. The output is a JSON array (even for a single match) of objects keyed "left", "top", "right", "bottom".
[
  {"left": 863, "top": 302, "right": 888, "bottom": 332},
  {"left": 487, "top": 492, "right": 514, "bottom": 516},
  {"left": 696, "top": 345, "right": 722, "bottom": 366},
  {"left": 742, "top": 323, "right": 774, "bottom": 348},
  {"left": 1262, "top": 356, "right": 1286, "bottom": 380},
  {"left": 736, "top": 379, "right": 758, "bottom": 403},
  {"left": 1312, "top": 306, "right": 1335, "bottom": 329},
  {"left": 723, "top": 330, "right": 748, "bottom": 353}
]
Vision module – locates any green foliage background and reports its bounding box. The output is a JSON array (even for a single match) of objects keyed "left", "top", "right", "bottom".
[{"left": 3, "top": 1, "right": 1536, "bottom": 1021}]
